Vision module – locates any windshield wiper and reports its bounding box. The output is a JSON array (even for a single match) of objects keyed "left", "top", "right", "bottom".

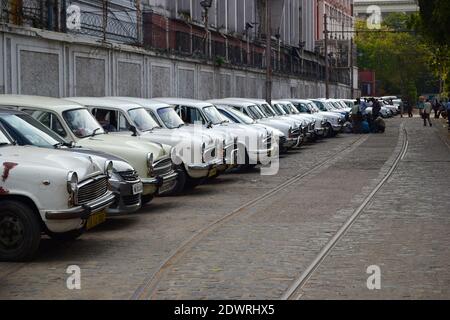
[
  {"left": 0, "top": 142, "right": 11, "bottom": 147},
  {"left": 91, "top": 128, "right": 101, "bottom": 137},
  {"left": 177, "top": 123, "right": 185, "bottom": 128}
]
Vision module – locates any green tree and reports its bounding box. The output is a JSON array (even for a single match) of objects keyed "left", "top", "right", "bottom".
[{"left": 355, "top": 13, "right": 439, "bottom": 101}]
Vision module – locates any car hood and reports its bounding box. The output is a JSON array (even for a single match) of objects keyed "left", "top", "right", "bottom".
[
  {"left": 61, "top": 147, "right": 134, "bottom": 173},
  {"left": 0, "top": 145, "right": 103, "bottom": 182},
  {"left": 77, "top": 133, "right": 169, "bottom": 160}
]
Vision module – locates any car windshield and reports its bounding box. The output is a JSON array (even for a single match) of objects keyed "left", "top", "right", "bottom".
[
  {"left": 0, "top": 113, "right": 63, "bottom": 147},
  {"left": 312, "top": 100, "right": 327, "bottom": 112},
  {"left": 273, "top": 104, "right": 286, "bottom": 115},
  {"left": 308, "top": 103, "right": 320, "bottom": 113},
  {"left": 0, "top": 129, "right": 11, "bottom": 145},
  {"left": 203, "top": 106, "right": 225, "bottom": 125},
  {"left": 63, "top": 108, "right": 104, "bottom": 138},
  {"left": 156, "top": 107, "right": 185, "bottom": 129},
  {"left": 258, "top": 103, "right": 275, "bottom": 117},
  {"left": 128, "top": 108, "right": 160, "bottom": 132},
  {"left": 293, "top": 102, "right": 309, "bottom": 113},
  {"left": 227, "top": 107, "right": 254, "bottom": 124},
  {"left": 248, "top": 106, "right": 264, "bottom": 119}
]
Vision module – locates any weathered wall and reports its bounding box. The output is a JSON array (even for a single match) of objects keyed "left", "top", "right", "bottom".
[{"left": 0, "top": 25, "right": 352, "bottom": 99}]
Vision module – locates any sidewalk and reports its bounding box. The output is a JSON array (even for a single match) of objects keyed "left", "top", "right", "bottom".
[{"left": 300, "top": 117, "right": 450, "bottom": 299}]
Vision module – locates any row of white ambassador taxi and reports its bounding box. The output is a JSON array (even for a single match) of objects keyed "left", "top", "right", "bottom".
[{"left": 0, "top": 95, "right": 348, "bottom": 261}]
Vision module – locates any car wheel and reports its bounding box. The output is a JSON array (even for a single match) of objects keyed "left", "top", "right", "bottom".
[
  {"left": 141, "top": 194, "right": 154, "bottom": 205},
  {"left": 0, "top": 201, "right": 41, "bottom": 262},
  {"left": 326, "top": 123, "right": 334, "bottom": 137},
  {"left": 46, "top": 228, "right": 84, "bottom": 242},
  {"left": 164, "top": 168, "right": 186, "bottom": 195}
]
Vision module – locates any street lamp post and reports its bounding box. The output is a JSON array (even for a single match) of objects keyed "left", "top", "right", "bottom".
[
  {"left": 200, "top": 0, "right": 213, "bottom": 59},
  {"left": 265, "top": 0, "right": 272, "bottom": 105}
]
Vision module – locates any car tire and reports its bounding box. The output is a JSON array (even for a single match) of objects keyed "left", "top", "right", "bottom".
[
  {"left": 325, "top": 123, "right": 334, "bottom": 138},
  {"left": 141, "top": 194, "right": 154, "bottom": 205},
  {"left": 164, "top": 168, "right": 186, "bottom": 195},
  {"left": 0, "top": 201, "right": 41, "bottom": 262},
  {"left": 46, "top": 228, "right": 84, "bottom": 242}
]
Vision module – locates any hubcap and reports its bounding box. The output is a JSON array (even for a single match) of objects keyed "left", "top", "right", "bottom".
[{"left": 0, "top": 214, "right": 25, "bottom": 251}]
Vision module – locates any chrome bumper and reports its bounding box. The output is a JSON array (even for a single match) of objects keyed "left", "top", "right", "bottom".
[
  {"left": 107, "top": 180, "right": 142, "bottom": 215},
  {"left": 45, "top": 191, "right": 116, "bottom": 220}
]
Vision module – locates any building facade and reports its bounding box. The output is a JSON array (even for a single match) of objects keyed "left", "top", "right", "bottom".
[
  {"left": 353, "top": 0, "right": 419, "bottom": 18},
  {"left": 0, "top": 0, "right": 356, "bottom": 99}
]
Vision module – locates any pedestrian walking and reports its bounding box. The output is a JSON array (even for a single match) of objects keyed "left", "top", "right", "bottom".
[
  {"left": 446, "top": 100, "right": 450, "bottom": 130},
  {"left": 423, "top": 99, "right": 432, "bottom": 127},
  {"left": 407, "top": 101, "right": 413, "bottom": 117},
  {"left": 432, "top": 99, "right": 441, "bottom": 119}
]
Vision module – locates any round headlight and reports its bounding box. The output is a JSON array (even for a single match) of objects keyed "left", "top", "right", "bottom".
[
  {"left": 105, "top": 161, "right": 114, "bottom": 178},
  {"left": 67, "top": 171, "right": 78, "bottom": 194},
  {"left": 147, "top": 153, "right": 154, "bottom": 176}
]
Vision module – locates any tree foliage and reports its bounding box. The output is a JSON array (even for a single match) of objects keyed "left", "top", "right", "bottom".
[{"left": 355, "top": 13, "right": 436, "bottom": 102}]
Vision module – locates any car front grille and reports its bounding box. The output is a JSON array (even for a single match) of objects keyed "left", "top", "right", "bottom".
[
  {"left": 77, "top": 176, "right": 108, "bottom": 205},
  {"left": 122, "top": 194, "right": 141, "bottom": 206},
  {"left": 153, "top": 157, "right": 173, "bottom": 177},
  {"left": 119, "top": 170, "right": 139, "bottom": 182}
]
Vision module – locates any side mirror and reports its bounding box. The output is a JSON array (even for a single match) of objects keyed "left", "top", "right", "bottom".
[
  {"left": 206, "top": 121, "right": 213, "bottom": 129},
  {"left": 129, "top": 125, "right": 138, "bottom": 137}
]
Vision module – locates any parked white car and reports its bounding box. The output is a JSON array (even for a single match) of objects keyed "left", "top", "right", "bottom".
[
  {"left": 0, "top": 129, "right": 116, "bottom": 261},
  {"left": 0, "top": 108, "right": 142, "bottom": 214},
  {"left": 272, "top": 100, "right": 321, "bottom": 140},
  {"left": 117, "top": 98, "right": 235, "bottom": 176},
  {"left": 152, "top": 98, "right": 274, "bottom": 169},
  {"left": 0, "top": 95, "right": 177, "bottom": 204},
  {"left": 66, "top": 97, "right": 223, "bottom": 193},
  {"left": 218, "top": 98, "right": 302, "bottom": 152}
]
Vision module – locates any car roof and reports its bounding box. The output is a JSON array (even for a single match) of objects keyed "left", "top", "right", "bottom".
[
  {"left": 288, "top": 99, "right": 314, "bottom": 104},
  {"left": 64, "top": 97, "right": 144, "bottom": 111},
  {"left": 0, "top": 94, "right": 83, "bottom": 111},
  {"left": 108, "top": 97, "right": 172, "bottom": 109},
  {"left": 151, "top": 97, "right": 213, "bottom": 108},
  {"left": 207, "top": 99, "right": 256, "bottom": 108}
]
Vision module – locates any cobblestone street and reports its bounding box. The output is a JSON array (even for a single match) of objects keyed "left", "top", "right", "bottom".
[{"left": 0, "top": 116, "right": 449, "bottom": 300}]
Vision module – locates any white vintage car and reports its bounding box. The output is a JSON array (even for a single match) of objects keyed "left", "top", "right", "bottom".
[
  {"left": 0, "top": 129, "right": 116, "bottom": 261},
  {"left": 112, "top": 98, "right": 235, "bottom": 177},
  {"left": 309, "top": 99, "right": 345, "bottom": 135},
  {"left": 216, "top": 98, "right": 302, "bottom": 152},
  {"left": 0, "top": 95, "right": 177, "bottom": 204},
  {"left": 272, "top": 100, "right": 320, "bottom": 140},
  {"left": 65, "top": 97, "right": 223, "bottom": 193},
  {"left": 152, "top": 98, "right": 274, "bottom": 169},
  {"left": 0, "top": 108, "right": 142, "bottom": 214}
]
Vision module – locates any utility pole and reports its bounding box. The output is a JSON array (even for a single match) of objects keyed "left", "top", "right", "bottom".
[
  {"left": 324, "top": 13, "right": 329, "bottom": 99},
  {"left": 136, "top": 0, "right": 142, "bottom": 44},
  {"left": 265, "top": 0, "right": 272, "bottom": 105},
  {"left": 102, "top": 0, "right": 108, "bottom": 42},
  {"left": 350, "top": 37, "right": 354, "bottom": 98}
]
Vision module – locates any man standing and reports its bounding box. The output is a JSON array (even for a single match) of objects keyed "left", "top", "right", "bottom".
[
  {"left": 352, "top": 98, "right": 362, "bottom": 134},
  {"left": 423, "top": 99, "right": 432, "bottom": 127},
  {"left": 447, "top": 100, "right": 450, "bottom": 130}
]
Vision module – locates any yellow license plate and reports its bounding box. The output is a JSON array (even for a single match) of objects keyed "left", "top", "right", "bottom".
[
  {"left": 86, "top": 210, "right": 106, "bottom": 230},
  {"left": 208, "top": 168, "right": 218, "bottom": 178}
]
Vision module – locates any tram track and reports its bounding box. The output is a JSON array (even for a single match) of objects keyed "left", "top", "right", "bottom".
[{"left": 131, "top": 135, "right": 370, "bottom": 300}]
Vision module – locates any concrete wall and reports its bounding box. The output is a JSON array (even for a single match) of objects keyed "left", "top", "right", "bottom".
[{"left": 0, "top": 25, "right": 352, "bottom": 99}]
